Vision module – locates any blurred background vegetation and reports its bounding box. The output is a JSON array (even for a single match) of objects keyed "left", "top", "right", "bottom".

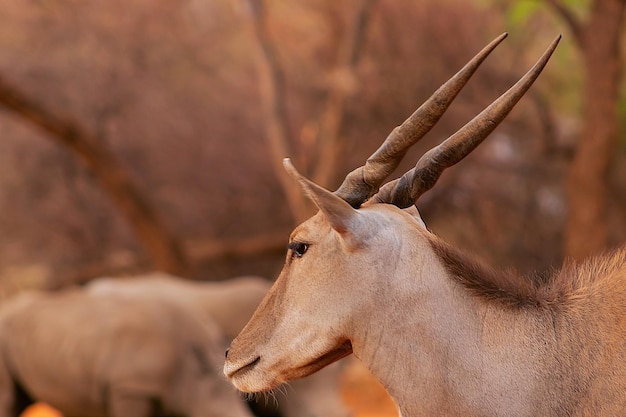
[{"left": 0, "top": 0, "right": 624, "bottom": 296}]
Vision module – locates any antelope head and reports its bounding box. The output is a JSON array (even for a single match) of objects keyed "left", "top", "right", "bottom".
[{"left": 224, "top": 33, "right": 560, "bottom": 394}]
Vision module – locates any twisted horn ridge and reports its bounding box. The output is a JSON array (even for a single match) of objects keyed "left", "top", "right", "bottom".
[
  {"left": 334, "top": 32, "right": 509, "bottom": 208},
  {"left": 370, "top": 34, "right": 561, "bottom": 208}
]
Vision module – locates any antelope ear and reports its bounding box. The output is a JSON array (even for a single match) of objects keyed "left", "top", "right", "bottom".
[{"left": 283, "top": 158, "right": 358, "bottom": 234}]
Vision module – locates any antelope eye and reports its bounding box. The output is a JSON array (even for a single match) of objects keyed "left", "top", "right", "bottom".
[{"left": 288, "top": 241, "right": 309, "bottom": 258}]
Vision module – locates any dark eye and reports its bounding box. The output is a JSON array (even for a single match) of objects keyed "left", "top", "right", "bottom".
[{"left": 288, "top": 241, "right": 309, "bottom": 258}]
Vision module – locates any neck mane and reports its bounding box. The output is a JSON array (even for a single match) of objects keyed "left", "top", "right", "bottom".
[
  {"left": 354, "top": 222, "right": 626, "bottom": 416},
  {"left": 426, "top": 233, "right": 626, "bottom": 310}
]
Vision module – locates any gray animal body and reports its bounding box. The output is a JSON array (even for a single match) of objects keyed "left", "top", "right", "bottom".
[
  {"left": 87, "top": 274, "right": 352, "bottom": 417},
  {"left": 87, "top": 274, "right": 269, "bottom": 342},
  {"left": 0, "top": 289, "right": 253, "bottom": 417}
]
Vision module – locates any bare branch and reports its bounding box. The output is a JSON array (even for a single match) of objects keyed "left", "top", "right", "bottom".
[
  {"left": 312, "top": 0, "right": 379, "bottom": 187},
  {"left": 543, "top": 0, "right": 584, "bottom": 47},
  {"left": 48, "top": 232, "right": 289, "bottom": 288},
  {"left": 0, "top": 74, "right": 189, "bottom": 275},
  {"left": 245, "top": 0, "right": 314, "bottom": 222}
]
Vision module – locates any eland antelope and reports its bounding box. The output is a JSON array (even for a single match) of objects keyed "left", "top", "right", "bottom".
[{"left": 224, "top": 33, "right": 626, "bottom": 416}]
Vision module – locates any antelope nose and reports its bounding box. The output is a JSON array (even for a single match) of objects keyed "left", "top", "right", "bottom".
[{"left": 224, "top": 347, "right": 229, "bottom": 358}]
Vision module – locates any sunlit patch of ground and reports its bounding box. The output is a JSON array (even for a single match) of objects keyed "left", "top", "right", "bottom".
[
  {"left": 341, "top": 357, "right": 398, "bottom": 417},
  {"left": 21, "top": 357, "right": 396, "bottom": 417},
  {"left": 20, "top": 403, "right": 62, "bottom": 417}
]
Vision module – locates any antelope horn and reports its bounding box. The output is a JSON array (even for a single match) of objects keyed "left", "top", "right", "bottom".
[
  {"left": 370, "top": 34, "right": 561, "bottom": 208},
  {"left": 334, "top": 32, "right": 509, "bottom": 208}
]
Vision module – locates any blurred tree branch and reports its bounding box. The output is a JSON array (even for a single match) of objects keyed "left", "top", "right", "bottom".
[
  {"left": 312, "top": 0, "right": 378, "bottom": 187},
  {"left": 50, "top": 231, "right": 288, "bottom": 288},
  {"left": 245, "top": 0, "right": 378, "bottom": 222},
  {"left": 543, "top": 0, "right": 584, "bottom": 46},
  {"left": 543, "top": 0, "right": 625, "bottom": 260},
  {"left": 246, "top": 0, "right": 311, "bottom": 221},
  {"left": 0, "top": 74, "right": 190, "bottom": 275}
]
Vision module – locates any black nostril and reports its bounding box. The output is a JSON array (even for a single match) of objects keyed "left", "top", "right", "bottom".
[{"left": 224, "top": 348, "right": 229, "bottom": 359}]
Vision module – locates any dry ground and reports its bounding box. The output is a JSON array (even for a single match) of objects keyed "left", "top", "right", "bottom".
[
  {"left": 21, "top": 358, "right": 397, "bottom": 417},
  {"left": 340, "top": 358, "right": 398, "bottom": 417}
]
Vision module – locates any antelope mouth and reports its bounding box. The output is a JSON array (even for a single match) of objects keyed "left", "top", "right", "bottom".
[
  {"left": 291, "top": 340, "right": 353, "bottom": 378},
  {"left": 225, "top": 340, "right": 352, "bottom": 393}
]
